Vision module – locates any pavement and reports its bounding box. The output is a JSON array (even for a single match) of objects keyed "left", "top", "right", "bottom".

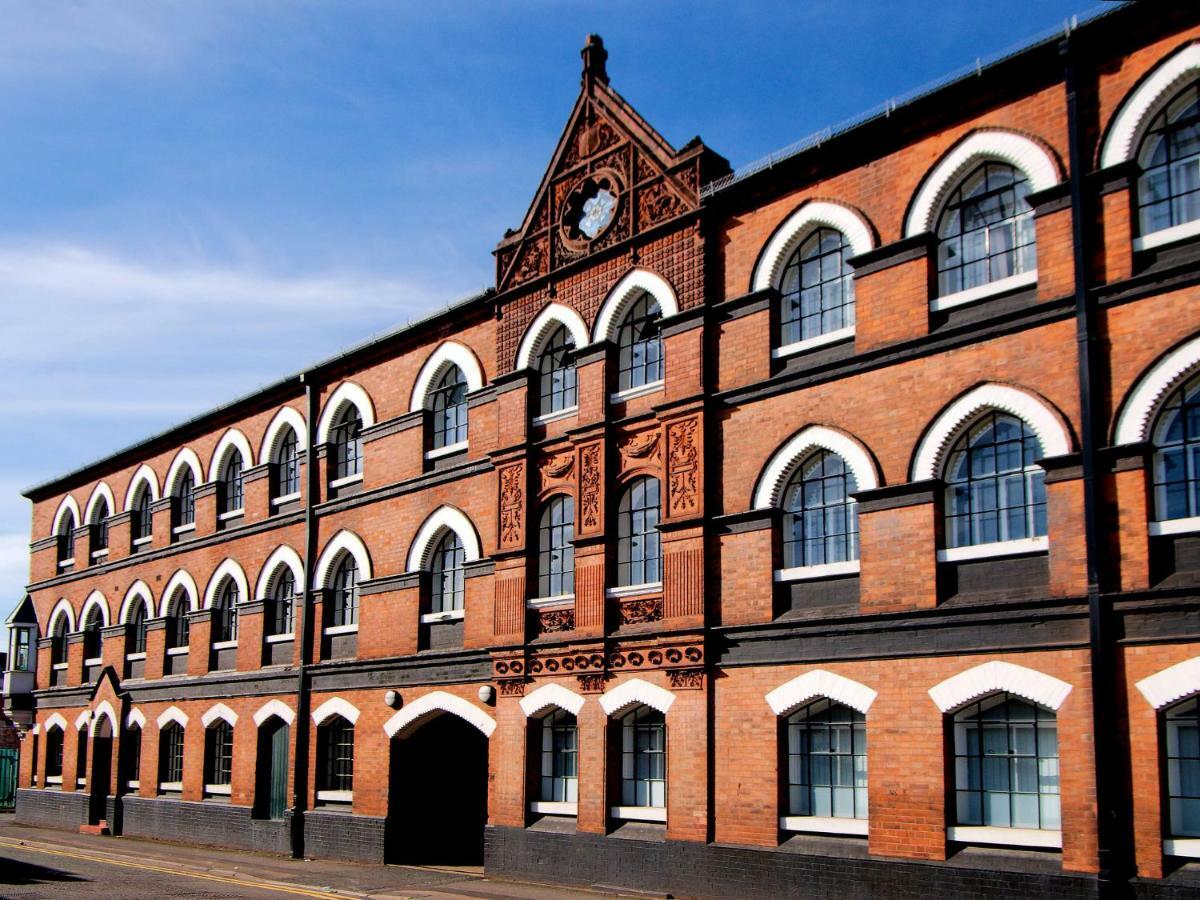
[{"left": 0, "top": 816, "right": 639, "bottom": 899}]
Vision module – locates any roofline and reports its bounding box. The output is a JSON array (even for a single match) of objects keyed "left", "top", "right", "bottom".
[
  {"left": 700, "top": 2, "right": 1130, "bottom": 200},
  {"left": 23, "top": 287, "right": 495, "bottom": 501}
]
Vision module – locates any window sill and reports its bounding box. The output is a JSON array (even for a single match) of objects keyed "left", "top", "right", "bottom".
[
  {"left": 91, "top": 549, "right": 109, "bottom": 560},
  {"left": 316, "top": 790, "right": 353, "bottom": 803},
  {"left": 1133, "top": 218, "right": 1200, "bottom": 252},
  {"left": 132, "top": 536, "right": 153, "bottom": 548},
  {"left": 57, "top": 558, "right": 75, "bottom": 569},
  {"left": 84, "top": 656, "right": 102, "bottom": 666},
  {"left": 323, "top": 623, "right": 358, "bottom": 636},
  {"left": 211, "top": 640, "right": 238, "bottom": 651},
  {"left": 606, "top": 582, "right": 663, "bottom": 599},
  {"left": 610, "top": 381, "right": 664, "bottom": 403},
  {"left": 204, "top": 784, "right": 231, "bottom": 796},
  {"left": 45, "top": 776, "right": 62, "bottom": 785},
  {"left": 780, "top": 815, "right": 867, "bottom": 836},
  {"left": 272, "top": 492, "right": 301, "bottom": 506},
  {"left": 265, "top": 633, "right": 295, "bottom": 644},
  {"left": 775, "top": 560, "right": 860, "bottom": 581},
  {"left": 125, "top": 652, "right": 146, "bottom": 661},
  {"left": 1165, "top": 838, "right": 1200, "bottom": 859},
  {"left": 425, "top": 441, "right": 468, "bottom": 460},
  {"left": 329, "top": 473, "right": 363, "bottom": 489},
  {"left": 947, "top": 825, "right": 1061, "bottom": 849},
  {"left": 76, "top": 778, "right": 86, "bottom": 788},
  {"left": 772, "top": 325, "right": 855, "bottom": 360},
  {"left": 166, "top": 647, "right": 189, "bottom": 657},
  {"left": 527, "top": 593, "right": 574, "bottom": 610},
  {"left": 611, "top": 806, "right": 666, "bottom": 823},
  {"left": 532, "top": 406, "right": 578, "bottom": 427},
  {"left": 172, "top": 524, "right": 196, "bottom": 535},
  {"left": 421, "top": 609, "right": 465, "bottom": 624},
  {"left": 159, "top": 782, "right": 182, "bottom": 793},
  {"left": 1150, "top": 515, "right": 1200, "bottom": 537},
  {"left": 937, "top": 536, "right": 1048, "bottom": 563},
  {"left": 217, "top": 509, "right": 244, "bottom": 522},
  {"left": 531, "top": 801, "right": 577, "bottom": 816},
  {"left": 930, "top": 269, "right": 1037, "bottom": 312},
  {"left": 52, "top": 663, "right": 68, "bottom": 671},
  {"left": 126, "top": 780, "right": 139, "bottom": 790}
]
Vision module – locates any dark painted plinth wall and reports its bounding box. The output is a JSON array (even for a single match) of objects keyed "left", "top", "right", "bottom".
[
  {"left": 121, "top": 796, "right": 291, "bottom": 855},
  {"left": 302, "top": 809, "right": 385, "bottom": 862},
  {"left": 484, "top": 826, "right": 1104, "bottom": 900},
  {"left": 13, "top": 789, "right": 89, "bottom": 830}
]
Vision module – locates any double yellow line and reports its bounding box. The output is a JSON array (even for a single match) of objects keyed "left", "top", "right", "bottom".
[{"left": 0, "top": 837, "right": 364, "bottom": 898}]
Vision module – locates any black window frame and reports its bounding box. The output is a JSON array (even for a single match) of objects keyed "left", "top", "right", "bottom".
[
  {"left": 317, "top": 716, "right": 354, "bottom": 795},
  {"left": 165, "top": 591, "right": 191, "bottom": 651},
  {"left": 175, "top": 469, "right": 196, "bottom": 528},
  {"left": 538, "top": 494, "right": 575, "bottom": 598},
  {"left": 616, "top": 292, "right": 663, "bottom": 392},
  {"left": 90, "top": 498, "right": 110, "bottom": 554},
  {"left": 785, "top": 698, "right": 868, "bottom": 821},
  {"left": 266, "top": 568, "right": 296, "bottom": 637},
  {"left": 273, "top": 427, "right": 301, "bottom": 500},
  {"left": 159, "top": 722, "right": 185, "bottom": 785},
  {"left": 1153, "top": 372, "right": 1200, "bottom": 523},
  {"left": 617, "top": 476, "right": 661, "bottom": 587},
  {"left": 620, "top": 705, "right": 666, "bottom": 809},
  {"left": 431, "top": 530, "right": 466, "bottom": 613},
  {"left": 329, "top": 555, "right": 358, "bottom": 628},
  {"left": 331, "top": 408, "right": 364, "bottom": 481},
  {"left": 132, "top": 487, "right": 153, "bottom": 543},
  {"left": 1165, "top": 696, "right": 1200, "bottom": 839},
  {"left": 219, "top": 454, "right": 245, "bottom": 515},
  {"left": 45, "top": 727, "right": 64, "bottom": 780},
  {"left": 82, "top": 606, "right": 103, "bottom": 660},
  {"left": 537, "top": 325, "right": 577, "bottom": 418},
  {"left": 782, "top": 450, "right": 860, "bottom": 569},
  {"left": 539, "top": 708, "right": 579, "bottom": 804},
  {"left": 431, "top": 364, "right": 469, "bottom": 449},
  {"left": 1136, "top": 82, "right": 1200, "bottom": 238},
  {"left": 779, "top": 226, "right": 856, "bottom": 349},
  {"left": 128, "top": 600, "right": 148, "bottom": 655},
  {"left": 204, "top": 720, "right": 234, "bottom": 789},
  {"left": 212, "top": 580, "right": 239, "bottom": 644}
]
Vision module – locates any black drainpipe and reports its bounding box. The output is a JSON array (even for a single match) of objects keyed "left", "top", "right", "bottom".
[
  {"left": 1062, "top": 34, "right": 1116, "bottom": 892},
  {"left": 290, "top": 373, "right": 320, "bottom": 858}
]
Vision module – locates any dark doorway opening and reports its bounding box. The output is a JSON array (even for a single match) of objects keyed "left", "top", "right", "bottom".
[
  {"left": 255, "top": 719, "right": 290, "bottom": 820},
  {"left": 89, "top": 717, "right": 113, "bottom": 826},
  {"left": 387, "top": 713, "right": 489, "bottom": 865}
]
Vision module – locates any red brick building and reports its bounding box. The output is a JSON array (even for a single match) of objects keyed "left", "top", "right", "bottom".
[{"left": 8, "top": 5, "right": 1200, "bottom": 896}]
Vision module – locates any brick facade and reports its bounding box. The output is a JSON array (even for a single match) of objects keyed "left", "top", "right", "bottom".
[{"left": 9, "top": 8, "right": 1200, "bottom": 897}]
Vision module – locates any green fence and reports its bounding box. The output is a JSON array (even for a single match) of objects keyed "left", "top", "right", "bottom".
[{"left": 0, "top": 747, "right": 18, "bottom": 810}]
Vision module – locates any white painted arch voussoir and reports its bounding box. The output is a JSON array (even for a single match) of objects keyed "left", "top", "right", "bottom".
[
  {"left": 253, "top": 699, "right": 297, "bottom": 727},
  {"left": 599, "top": 677, "right": 675, "bottom": 717},
  {"left": 312, "top": 696, "right": 359, "bottom": 726},
  {"left": 201, "top": 702, "right": 239, "bottom": 728},
  {"left": 383, "top": 690, "right": 496, "bottom": 738},
  {"left": 520, "top": 683, "right": 587, "bottom": 718},
  {"left": 765, "top": 669, "right": 878, "bottom": 716},
  {"left": 410, "top": 341, "right": 486, "bottom": 412},
  {"left": 753, "top": 425, "right": 880, "bottom": 509},
  {"left": 753, "top": 201, "right": 875, "bottom": 292},
  {"left": 928, "top": 660, "right": 1073, "bottom": 713},
  {"left": 156, "top": 706, "right": 189, "bottom": 729},
  {"left": 1137, "top": 657, "right": 1200, "bottom": 711},
  {"left": 1114, "top": 334, "right": 1200, "bottom": 446}
]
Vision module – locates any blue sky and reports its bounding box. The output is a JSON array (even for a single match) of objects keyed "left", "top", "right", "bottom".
[{"left": 0, "top": 0, "right": 1109, "bottom": 631}]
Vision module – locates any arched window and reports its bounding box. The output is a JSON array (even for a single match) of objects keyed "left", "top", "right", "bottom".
[
  {"left": 204, "top": 721, "right": 234, "bottom": 793},
  {"left": 785, "top": 699, "right": 867, "bottom": 822},
  {"left": 219, "top": 454, "right": 244, "bottom": 514},
  {"left": 76, "top": 725, "right": 89, "bottom": 787},
  {"left": 45, "top": 726, "right": 64, "bottom": 781},
  {"left": 431, "top": 531, "right": 465, "bottom": 613},
  {"left": 331, "top": 407, "right": 363, "bottom": 480},
  {"left": 132, "top": 487, "right": 153, "bottom": 544},
  {"left": 50, "top": 616, "right": 68, "bottom": 666},
  {"left": 128, "top": 601, "right": 148, "bottom": 655},
  {"left": 617, "top": 477, "right": 661, "bottom": 587},
  {"left": 1153, "top": 372, "right": 1200, "bottom": 522},
  {"left": 90, "top": 497, "right": 109, "bottom": 555},
  {"left": 953, "top": 693, "right": 1059, "bottom": 832},
  {"left": 780, "top": 228, "right": 855, "bottom": 348},
  {"left": 56, "top": 511, "right": 75, "bottom": 564},
  {"left": 266, "top": 569, "right": 295, "bottom": 637},
  {"left": 539, "top": 708, "right": 578, "bottom": 804},
  {"left": 944, "top": 412, "right": 1046, "bottom": 549},
  {"left": 538, "top": 495, "right": 575, "bottom": 598},
  {"left": 782, "top": 451, "right": 859, "bottom": 569},
  {"left": 120, "top": 723, "right": 142, "bottom": 790},
  {"left": 936, "top": 163, "right": 1036, "bottom": 298},
  {"left": 431, "top": 364, "right": 469, "bottom": 449},
  {"left": 159, "top": 722, "right": 185, "bottom": 788},
  {"left": 329, "top": 556, "right": 358, "bottom": 628},
  {"left": 175, "top": 469, "right": 195, "bottom": 528},
  {"left": 165, "top": 591, "right": 190, "bottom": 651},
  {"left": 537, "top": 325, "right": 577, "bottom": 417},
  {"left": 1137, "top": 82, "right": 1200, "bottom": 238},
  {"left": 212, "top": 580, "right": 239, "bottom": 643},
  {"left": 1165, "top": 696, "right": 1200, "bottom": 840},
  {"left": 273, "top": 427, "right": 301, "bottom": 500},
  {"left": 317, "top": 716, "right": 354, "bottom": 800},
  {"left": 620, "top": 705, "right": 666, "bottom": 811},
  {"left": 82, "top": 604, "right": 103, "bottom": 660},
  {"left": 616, "top": 293, "right": 663, "bottom": 392}
]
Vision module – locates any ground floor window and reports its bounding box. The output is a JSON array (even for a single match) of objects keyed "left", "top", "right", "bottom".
[
  {"left": 45, "top": 728, "right": 63, "bottom": 781},
  {"left": 317, "top": 717, "right": 354, "bottom": 798},
  {"left": 121, "top": 725, "right": 142, "bottom": 788},
  {"left": 539, "top": 709, "right": 578, "bottom": 803},
  {"left": 621, "top": 705, "right": 666, "bottom": 809},
  {"left": 786, "top": 699, "right": 867, "bottom": 820},
  {"left": 204, "top": 722, "right": 234, "bottom": 791},
  {"left": 76, "top": 727, "right": 89, "bottom": 786},
  {"left": 159, "top": 723, "right": 185, "bottom": 786},
  {"left": 1166, "top": 696, "right": 1200, "bottom": 838}
]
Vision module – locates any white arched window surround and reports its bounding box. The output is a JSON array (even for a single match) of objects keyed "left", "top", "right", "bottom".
[
  {"left": 255, "top": 545, "right": 306, "bottom": 601},
  {"left": 164, "top": 448, "right": 204, "bottom": 498},
  {"left": 314, "top": 530, "right": 372, "bottom": 589},
  {"left": 159, "top": 569, "right": 200, "bottom": 617},
  {"left": 201, "top": 703, "right": 238, "bottom": 728},
  {"left": 1136, "top": 656, "right": 1200, "bottom": 710},
  {"left": 520, "top": 683, "right": 587, "bottom": 718},
  {"left": 751, "top": 201, "right": 875, "bottom": 293},
  {"left": 92, "top": 701, "right": 118, "bottom": 734},
  {"left": 79, "top": 590, "right": 111, "bottom": 629},
  {"left": 410, "top": 341, "right": 486, "bottom": 412},
  {"left": 253, "top": 699, "right": 296, "bottom": 727},
  {"left": 210, "top": 429, "right": 254, "bottom": 479},
  {"left": 312, "top": 696, "right": 359, "bottom": 726},
  {"left": 406, "top": 506, "right": 482, "bottom": 572},
  {"left": 928, "top": 660, "right": 1072, "bottom": 713},
  {"left": 911, "top": 383, "right": 1072, "bottom": 482},
  {"left": 316, "top": 382, "right": 376, "bottom": 445},
  {"left": 753, "top": 425, "right": 881, "bottom": 510},
  {"left": 515, "top": 303, "right": 591, "bottom": 371},
  {"left": 118, "top": 581, "right": 154, "bottom": 625},
  {"left": 84, "top": 482, "right": 116, "bottom": 525},
  {"left": 156, "top": 706, "right": 189, "bottom": 729},
  {"left": 126, "top": 708, "right": 146, "bottom": 729},
  {"left": 43, "top": 713, "right": 68, "bottom": 733},
  {"left": 123, "top": 464, "right": 160, "bottom": 511},
  {"left": 592, "top": 269, "right": 680, "bottom": 343},
  {"left": 46, "top": 598, "right": 76, "bottom": 635},
  {"left": 74, "top": 710, "right": 91, "bottom": 731},
  {"left": 765, "top": 669, "right": 878, "bottom": 717},
  {"left": 1101, "top": 42, "right": 1200, "bottom": 169},
  {"left": 1114, "top": 334, "right": 1200, "bottom": 447},
  {"left": 203, "top": 559, "right": 250, "bottom": 609},
  {"left": 598, "top": 677, "right": 675, "bottom": 717},
  {"left": 51, "top": 496, "right": 81, "bottom": 538},
  {"left": 382, "top": 690, "right": 496, "bottom": 738},
  {"left": 260, "top": 406, "right": 309, "bottom": 461}
]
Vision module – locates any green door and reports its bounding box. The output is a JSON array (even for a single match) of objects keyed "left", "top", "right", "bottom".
[
  {"left": 0, "top": 748, "right": 17, "bottom": 811},
  {"left": 268, "top": 723, "right": 288, "bottom": 820}
]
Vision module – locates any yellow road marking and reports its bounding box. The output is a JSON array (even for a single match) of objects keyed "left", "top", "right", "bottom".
[{"left": 0, "top": 837, "right": 364, "bottom": 899}]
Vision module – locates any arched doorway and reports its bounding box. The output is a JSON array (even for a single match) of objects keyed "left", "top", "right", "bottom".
[
  {"left": 254, "top": 718, "right": 290, "bottom": 820},
  {"left": 387, "top": 713, "right": 489, "bottom": 865},
  {"left": 89, "top": 715, "right": 113, "bottom": 826}
]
